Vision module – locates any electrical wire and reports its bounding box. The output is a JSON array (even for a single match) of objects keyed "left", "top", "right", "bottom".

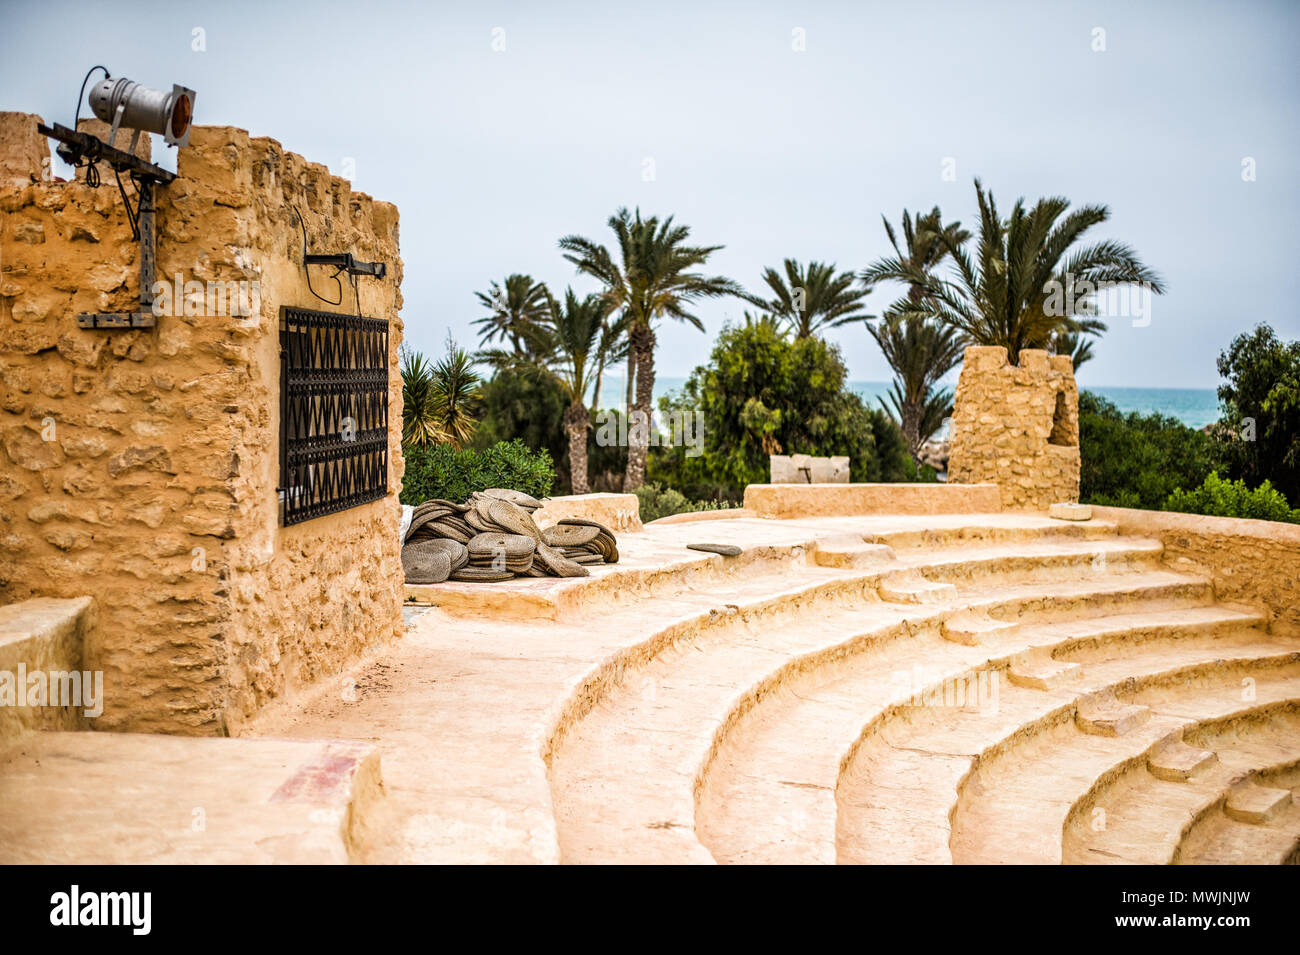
[
  {"left": 74, "top": 65, "right": 109, "bottom": 130},
  {"left": 291, "top": 202, "right": 366, "bottom": 317},
  {"left": 291, "top": 202, "right": 343, "bottom": 306},
  {"left": 72, "top": 65, "right": 110, "bottom": 187}
]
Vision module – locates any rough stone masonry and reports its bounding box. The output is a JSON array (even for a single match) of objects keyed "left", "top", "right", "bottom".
[
  {"left": 0, "top": 113, "right": 405, "bottom": 734},
  {"left": 947, "top": 345, "right": 1081, "bottom": 510}
]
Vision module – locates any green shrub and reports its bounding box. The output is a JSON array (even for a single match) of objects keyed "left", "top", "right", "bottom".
[
  {"left": 647, "top": 319, "right": 911, "bottom": 500},
  {"left": 634, "top": 482, "right": 733, "bottom": 523},
  {"left": 1162, "top": 472, "right": 1300, "bottom": 524},
  {"left": 400, "top": 439, "right": 554, "bottom": 505},
  {"left": 1213, "top": 324, "right": 1300, "bottom": 506},
  {"left": 1079, "top": 391, "right": 1217, "bottom": 510}
]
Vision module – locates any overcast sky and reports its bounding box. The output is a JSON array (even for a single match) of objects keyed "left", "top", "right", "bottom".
[{"left": 4, "top": 0, "right": 1297, "bottom": 389}]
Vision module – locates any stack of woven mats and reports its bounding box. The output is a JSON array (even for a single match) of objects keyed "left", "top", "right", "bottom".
[{"left": 401, "top": 488, "right": 619, "bottom": 584}]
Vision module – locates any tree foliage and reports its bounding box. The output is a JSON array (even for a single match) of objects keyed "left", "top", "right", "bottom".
[
  {"left": 1078, "top": 391, "right": 1216, "bottom": 509},
  {"left": 1212, "top": 323, "right": 1300, "bottom": 506},
  {"left": 874, "top": 180, "right": 1163, "bottom": 364},
  {"left": 742, "top": 259, "right": 870, "bottom": 339},
  {"left": 649, "top": 317, "right": 911, "bottom": 500},
  {"left": 559, "top": 207, "right": 743, "bottom": 489}
]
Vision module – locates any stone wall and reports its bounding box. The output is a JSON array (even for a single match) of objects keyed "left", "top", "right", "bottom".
[
  {"left": 0, "top": 115, "right": 405, "bottom": 735},
  {"left": 947, "top": 346, "right": 1079, "bottom": 511},
  {"left": 1090, "top": 506, "right": 1300, "bottom": 632}
]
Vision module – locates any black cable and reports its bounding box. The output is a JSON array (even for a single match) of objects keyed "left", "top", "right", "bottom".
[
  {"left": 74, "top": 65, "right": 109, "bottom": 130},
  {"left": 71, "top": 65, "right": 110, "bottom": 187},
  {"left": 291, "top": 202, "right": 343, "bottom": 306}
]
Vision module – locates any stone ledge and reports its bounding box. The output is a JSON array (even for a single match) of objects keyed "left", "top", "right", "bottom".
[
  {"left": 533, "top": 492, "right": 642, "bottom": 533},
  {"left": 742, "top": 483, "right": 1002, "bottom": 519}
]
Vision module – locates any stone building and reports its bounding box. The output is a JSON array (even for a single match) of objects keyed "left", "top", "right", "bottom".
[
  {"left": 0, "top": 114, "right": 405, "bottom": 734},
  {"left": 947, "top": 345, "right": 1080, "bottom": 510}
]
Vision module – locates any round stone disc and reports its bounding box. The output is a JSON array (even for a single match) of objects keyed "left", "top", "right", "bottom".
[
  {"left": 448, "top": 566, "right": 516, "bottom": 583},
  {"left": 402, "top": 541, "right": 453, "bottom": 584}
]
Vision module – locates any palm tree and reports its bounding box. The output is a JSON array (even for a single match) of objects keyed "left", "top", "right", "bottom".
[
  {"left": 884, "top": 180, "right": 1165, "bottom": 364},
  {"left": 1050, "top": 327, "right": 1098, "bottom": 370},
  {"left": 429, "top": 343, "right": 482, "bottom": 449},
  {"left": 862, "top": 207, "right": 972, "bottom": 305},
  {"left": 861, "top": 208, "right": 972, "bottom": 455},
  {"left": 400, "top": 350, "right": 448, "bottom": 448},
  {"left": 868, "top": 316, "right": 967, "bottom": 456},
  {"left": 471, "top": 274, "right": 551, "bottom": 357},
  {"left": 742, "top": 259, "right": 870, "bottom": 338},
  {"left": 533, "top": 289, "right": 612, "bottom": 494},
  {"left": 559, "top": 208, "right": 743, "bottom": 490}
]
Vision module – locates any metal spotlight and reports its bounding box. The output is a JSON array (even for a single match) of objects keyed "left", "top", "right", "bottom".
[
  {"left": 89, "top": 76, "right": 196, "bottom": 148},
  {"left": 37, "top": 66, "right": 198, "bottom": 329}
]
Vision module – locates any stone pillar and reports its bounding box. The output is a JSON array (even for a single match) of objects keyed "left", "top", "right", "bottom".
[
  {"left": 0, "top": 114, "right": 405, "bottom": 734},
  {"left": 947, "top": 346, "right": 1080, "bottom": 511}
]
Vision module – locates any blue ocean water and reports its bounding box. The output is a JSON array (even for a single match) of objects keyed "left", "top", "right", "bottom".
[{"left": 596, "top": 377, "right": 1221, "bottom": 429}]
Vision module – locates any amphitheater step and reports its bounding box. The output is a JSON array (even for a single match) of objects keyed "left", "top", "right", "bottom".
[
  {"left": 811, "top": 536, "right": 896, "bottom": 569},
  {"left": 834, "top": 640, "right": 1299, "bottom": 866},
  {"left": 1175, "top": 766, "right": 1300, "bottom": 866},
  {"left": 699, "top": 596, "right": 1282, "bottom": 865},
  {"left": 899, "top": 537, "right": 1166, "bottom": 585},
  {"left": 1008, "top": 651, "right": 1083, "bottom": 690},
  {"left": 1225, "top": 783, "right": 1294, "bottom": 824},
  {"left": 947, "top": 667, "right": 1300, "bottom": 864},
  {"left": 0, "top": 731, "right": 382, "bottom": 864},
  {"left": 1148, "top": 742, "right": 1218, "bottom": 782},
  {"left": 861, "top": 518, "right": 1120, "bottom": 550},
  {"left": 942, "top": 611, "right": 1017, "bottom": 647},
  {"left": 1076, "top": 699, "right": 1153, "bottom": 736},
  {"left": 1061, "top": 706, "right": 1300, "bottom": 864},
  {"left": 0, "top": 596, "right": 94, "bottom": 739},
  {"left": 879, "top": 573, "right": 957, "bottom": 603}
]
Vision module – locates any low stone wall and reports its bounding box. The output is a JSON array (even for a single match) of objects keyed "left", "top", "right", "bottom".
[
  {"left": 1090, "top": 506, "right": 1300, "bottom": 631},
  {"left": 948, "top": 346, "right": 1080, "bottom": 510},
  {"left": 743, "top": 483, "right": 1002, "bottom": 519},
  {"left": 534, "top": 493, "right": 642, "bottom": 533},
  {"left": 0, "top": 116, "right": 405, "bottom": 734}
]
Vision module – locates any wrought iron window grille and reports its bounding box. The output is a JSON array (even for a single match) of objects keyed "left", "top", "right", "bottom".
[{"left": 278, "top": 305, "right": 389, "bottom": 526}]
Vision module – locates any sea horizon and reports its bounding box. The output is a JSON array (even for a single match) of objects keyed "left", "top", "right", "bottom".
[{"left": 595, "top": 378, "right": 1223, "bottom": 430}]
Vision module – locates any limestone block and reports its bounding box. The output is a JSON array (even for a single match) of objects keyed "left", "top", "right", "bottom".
[
  {"left": 1049, "top": 503, "right": 1091, "bottom": 521},
  {"left": 769, "top": 453, "right": 850, "bottom": 484},
  {"left": 0, "top": 112, "right": 49, "bottom": 186}
]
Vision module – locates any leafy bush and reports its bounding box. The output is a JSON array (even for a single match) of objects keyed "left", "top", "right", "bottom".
[
  {"left": 634, "top": 482, "right": 733, "bottom": 523},
  {"left": 1162, "top": 472, "right": 1300, "bottom": 524},
  {"left": 401, "top": 439, "right": 554, "bottom": 505},
  {"left": 1078, "top": 391, "right": 1217, "bottom": 510},
  {"left": 1213, "top": 324, "right": 1300, "bottom": 506},
  {"left": 473, "top": 364, "right": 570, "bottom": 481},
  {"left": 648, "top": 319, "right": 912, "bottom": 500}
]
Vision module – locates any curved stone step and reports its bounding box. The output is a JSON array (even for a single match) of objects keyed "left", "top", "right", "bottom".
[
  {"left": 833, "top": 635, "right": 1299, "bottom": 865},
  {"left": 547, "top": 533, "right": 1215, "bottom": 863},
  {"left": 862, "top": 518, "right": 1120, "bottom": 550},
  {"left": 1061, "top": 708, "right": 1300, "bottom": 864},
  {"left": 945, "top": 664, "right": 1300, "bottom": 864},
  {"left": 550, "top": 567, "right": 1222, "bottom": 863},
  {"left": 1175, "top": 760, "right": 1300, "bottom": 864},
  {"left": 698, "top": 605, "right": 1265, "bottom": 864},
  {"left": 898, "top": 537, "right": 1165, "bottom": 587}
]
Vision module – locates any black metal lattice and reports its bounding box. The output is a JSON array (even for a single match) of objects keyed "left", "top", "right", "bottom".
[{"left": 279, "top": 306, "right": 389, "bottom": 526}]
